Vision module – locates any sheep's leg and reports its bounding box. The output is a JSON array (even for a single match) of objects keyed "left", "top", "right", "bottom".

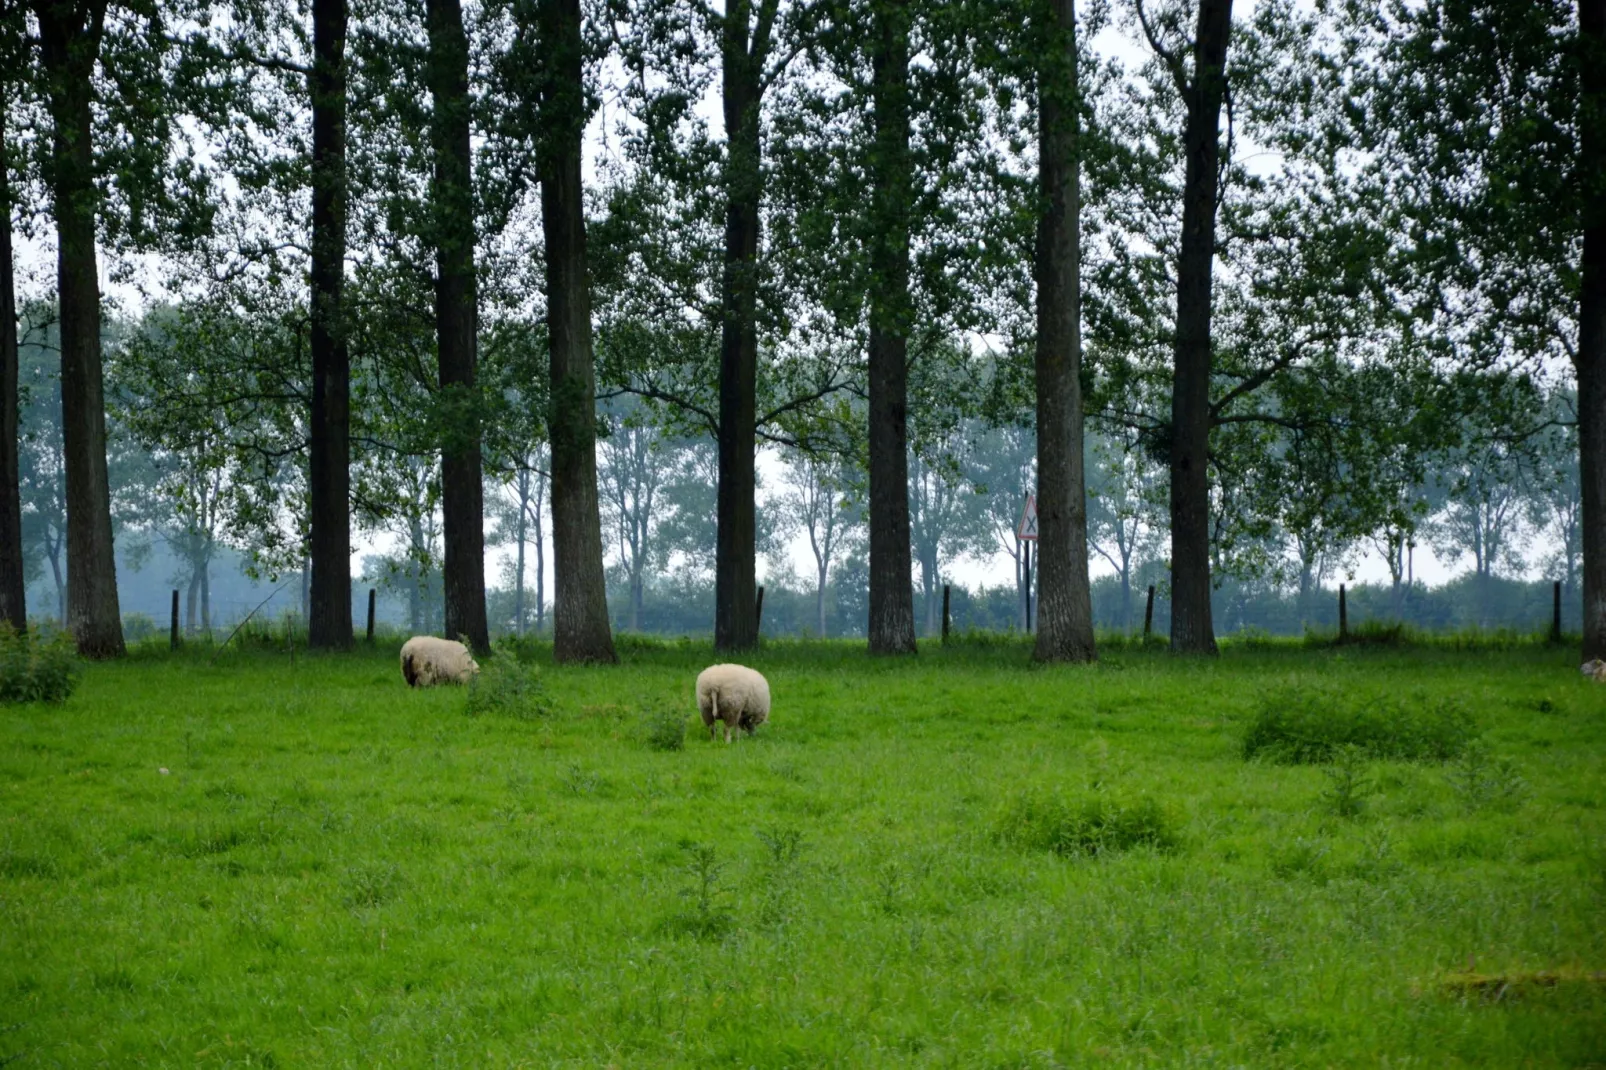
[{"left": 710, "top": 692, "right": 721, "bottom": 743}]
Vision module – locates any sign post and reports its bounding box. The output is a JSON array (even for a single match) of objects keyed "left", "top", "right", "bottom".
[{"left": 1018, "top": 495, "right": 1038, "bottom": 633}]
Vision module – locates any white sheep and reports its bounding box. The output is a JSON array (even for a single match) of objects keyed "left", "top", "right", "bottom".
[
  {"left": 1583, "top": 659, "right": 1606, "bottom": 683},
  {"left": 695, "top": 663, "right": 770, "bottom": 743},
  {"left": 400, "top": 636, "right": 480, "bottom": 687}
]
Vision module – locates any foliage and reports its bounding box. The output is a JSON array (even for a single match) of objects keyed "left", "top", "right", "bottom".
[
  {"left": 1445, "top": 738, "right": 1529, "bottom": 814},
  {"left": 994, "top": 791, "right": 1179, "bottom": 858},
  {"left": 1319, "top": 744, "right": 1378, "bottom": 819},
  {"left": 0, "top": 623, "right": 78, "bottom": 705},
  {"left": 1243, "top": 682, "right": 1476, "bottom": 764},
  {"left": 639, "top": 703, "right": 687, "bottom": 752},
  {"left": 462, "top": 649, "right": 552, "bottom": 720}
]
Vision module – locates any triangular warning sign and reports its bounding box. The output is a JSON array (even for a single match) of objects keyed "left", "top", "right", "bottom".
[{"left": 1017, "top": 494, "right": 1039, "bottom": 540}]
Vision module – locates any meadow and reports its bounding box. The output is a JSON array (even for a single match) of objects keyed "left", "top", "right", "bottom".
[{"left": 2, "top": 635, "right": 1604, "bottom": 1068}]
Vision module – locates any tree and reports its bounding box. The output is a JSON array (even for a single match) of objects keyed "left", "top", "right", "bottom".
[
  {"left": 306, "top": 0, "right": 353, "bottom": 649},
  {"left": 771, "top": 447, "right": 856, "bottom": 636},
  {"left": 598, "top": 400, "right": 676, "bottom": 631},
  {"left": 1136, "top": 0, "right": 1232, "bottom": 656},
  {"left": 969, "top": 423, "right": 1036, "bottom": 629},
  {"left": 1085, "top": 432, "right": 1163, "bottom": 630},
  {"left": 908, "top": 444, "right": 982, "bottom": 636},
  {"left": 536, "top": 0, "right": 616, "bottom": 662},
  {"left": 1582, "top": 0, "right": 1604, "bottom": 660},
  {"left": 427, "top": 0, "right": 489, "bottom": 652},
  {"left": 865, "top": 0, "right": 917, "bottom": 655},
  {"left": 1031, "top": 0, "right": 1095, "bottom": 662},
  {"left": 0, "top": 76, "right": 23, "bottom": 631},
  {"left": 34, "top": 0, "right": 124, "bottom": 655}
]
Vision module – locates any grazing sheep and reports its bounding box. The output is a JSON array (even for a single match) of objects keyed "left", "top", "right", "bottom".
[
  {"left": 1583, "top": 659, "right": 1606, "bottom": 683},
  {"left": 696, "top": 663, "right": 770, "bottom": 743},
  {"left": 401, "top": 636, "right": 480, "bottom": 687}
]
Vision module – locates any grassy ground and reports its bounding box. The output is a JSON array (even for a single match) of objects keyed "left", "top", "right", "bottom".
[{"left": 2, "top": 637, "right": 1604, "bottom": 1068}]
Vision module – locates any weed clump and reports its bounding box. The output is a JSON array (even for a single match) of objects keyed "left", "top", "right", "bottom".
[
  {"left": 1445, "top": 739, "right": 1528, "bottom": 813},
  {"left": 1320, "top": 744, "right": 1377, "bottom": 818},
  {"left": 640, "top": 704, "right": 688, "bottom": 751},
  {"left": 994, "top": 791, "right": 1179, "bottom": 857},
  {"left": 464, "top": 650, "right": 553, "bottom": 720},
  {"left": 1243, "top": 683, "right": 1475, "bottom": 764},
  {"left": 662, "top": 841, "right": 732, "bottom": 939},
  {"left": 0, "top": 624, "right": 78, "bottom": 705}
]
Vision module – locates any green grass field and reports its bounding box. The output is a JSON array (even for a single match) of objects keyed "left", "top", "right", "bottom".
[{"left": 3, "top": 638, "right": 1604, "bottom": 1067}]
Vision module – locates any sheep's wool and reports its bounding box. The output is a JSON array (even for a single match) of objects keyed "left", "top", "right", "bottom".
[
  {"left": 401, "top": 636, "right": 480, "bottom": 687},
  {"left": 1583, "top": 659, "right": 1606, "bottom": 683},
  {"left": 695, "top": 663, "right": 771, "bottom": 743}
]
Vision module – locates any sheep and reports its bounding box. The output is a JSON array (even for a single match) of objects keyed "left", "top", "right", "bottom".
[
  {"left": 1583, "top": 659, "right": 1606, "bottom": 683},
  {"left": 695, "top": 663, "right": 770, "bottom": 743},
  {"left": 400, "top": 636, "right": 480, "bottom": 687}
]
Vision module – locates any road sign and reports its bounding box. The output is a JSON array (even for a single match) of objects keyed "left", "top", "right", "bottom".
[{"left": 1017, "top": 494, "right": 1039, "bottom": 540}]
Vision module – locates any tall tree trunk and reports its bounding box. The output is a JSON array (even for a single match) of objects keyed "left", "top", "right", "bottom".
[
  {"left": 185, "top": 566, "right": 199, "bottom": 633},
  {"left": 49, "top": 544, "right": 64, "bottom": 625},
  {"left": 714, "top": 0, "right": 777, "bottom": 653},
  {"left": 308, "top": 0, "right": 352, "bottom": 649},
  {"left": 816, "top": 562, "right": 828, "bottom": 637},
  {"left": 37, "top": 0, "right": 123, "bottom": 657},
  {"left": 515, "top": 469, "right": 528, "bottom": 635},
  {"left": 866, "top": 0, "right": 917, "bottom": 655},
  {"left": 1166, "top": 0, "right": 1231, "bottom": 656},
  {"left": 1033, "top": 0, "right": 1096, "bottom": 664},
  {"left": 200, "top": 556, "right": 211, "bottom": 633},
  {"left": 539, "top": 0, "right": 615, "bottom": 663},
  {"left": 1580, "top": 0, "right": 1605, "bottom": 662},
  {"left": 0, "top": 94, "right": 23, "bottom": 633},
  {"left": 428, "top": 0, "right": 489, "bottom": 653}
]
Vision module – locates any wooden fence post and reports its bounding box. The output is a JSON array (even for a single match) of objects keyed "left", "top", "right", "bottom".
[
  {"left": 170, "top": 590, "right": 180, "bottom": 651},
  {"left": 1339, "top": 583, "right": 1349, "bottom": 641},
  {"left": 942, "top": 584, "right": 951, "bottom": 645},
  {"left": 1143, "top": 585, "right": 1155, "bottom": 641},
  {"left": 1023, "top": 542, "right": 1033, "bottom": 634},
  {"left": 366, "top": 588, "right": 377, "bottom": 643},
  {"left": 1552, "top": 580, "right": 1562, "bottom": 643},
  {"left": 755, "top": 586, "right": 765, "bottom": 632}
]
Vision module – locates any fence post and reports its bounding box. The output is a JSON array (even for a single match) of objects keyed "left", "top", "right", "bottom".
[
  {"left": 1339, "top": 583, "right": 1349, "bottom": 641},
  {"left": 170, "top": 590, "right": 180, "bottom": 651},
  {"left": 942, "top": 584, "right": 951, "bottom": 645},
  {"left": 1143, "top": 585, "right": 1155, "bottom": 641},
  {"left": 1552, "top": 580, "right": 1562, "bottom": 643},
  {"left": 755, "top": 586, "right": 765, "bottom": 633},
  {"left": 366, "top": 588, "right": 377, "bottom": 643},
  {"left": 1023, "top": 542, "right": 1033, "bottom": 634}
]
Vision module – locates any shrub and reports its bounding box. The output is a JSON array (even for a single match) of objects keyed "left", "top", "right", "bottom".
[
  {"left": 1242, "top": 683, "right": 1475, "bottom": 764},
  {"left": 1445, "top": 739, "right": 1528, "bottom": 813},
  {"left": 994, "top": 791, "right": 1179, "bottom": 857},
  {"left": 1320, "top": 744, "right": 1377, "bottom": 819},
  {"left": 464, "top": 651, "right": 553, "bottom": 720},
  {"left": 0, "top": 624, "right": 79, "bottom": 705},
  {"left": 640, "top": 704, "right": 688, "bottom": 751}
]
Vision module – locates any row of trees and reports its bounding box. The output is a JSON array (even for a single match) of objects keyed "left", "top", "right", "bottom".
[{"left": 2, "top": 0, "right": 1602, "bottom": 663}]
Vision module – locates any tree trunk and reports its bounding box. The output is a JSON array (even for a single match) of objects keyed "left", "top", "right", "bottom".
[
  {"left": 540, "top": 0, "right": 616, "bottom": 663},
  {"left": 714, "top": 1, "right": 776, "bottom": 653},
  {"left": 428, "top": 0, "right": 489, "bottom": 654},
  {"left": 37, "top": 0, "right": 124, "bottom": 657},
  {"left": 534, "top": 488, "right": 546, "bottom": 634},
  {"left": 307, "top": 0, "right": 352, "bottom": 649},
  {"left": 1033, "top": 0, "right": 1096, "bottom": 664},
  {"left": 515, "top": 469, "right": 528, "bottom": 635},
  {"left": 0, "top": 95, "right": 23, "bottom": 633},
  {"left": 1167, "top": 0, "right": 1231, "bottom": 656},
  {"left": 816, "top": 561, "right": 828, "bottom": 637},
  {"left": 201, "top": 557, "right": 211, "bottom": 633},
  {"left": 49, "top": 544, "right": 65, "bottom": 625},
  {"left": 866, "top": 0, "right": 917, "bottom": 655},
  {"left": 1580, "top": 0, "right": 1605, "bottom": 662}
]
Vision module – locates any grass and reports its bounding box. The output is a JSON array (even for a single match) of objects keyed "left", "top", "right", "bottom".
[{"left": 1, "top": 637, "right": 1604, "bottom": 1066}]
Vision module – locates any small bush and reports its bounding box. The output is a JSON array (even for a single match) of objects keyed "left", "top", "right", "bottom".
[
  {"left": 464, "top": 651, "right": 553, "bottom": 719},
  {"left": 1242, "top": 683, "right": 1475, "bottom": 764},
  {"left": 1320, "top": 744, "right": 1377, "bottom": 819},
  {"left": 994, "top": 791, "right": 1179, "bottom": 857},
  {"left": 0, "top": 624, "right": 79, "bottom": 705},
  {"left": 1445, "top": 739, "right": 1528, "bottom": 813},
  {"left": 640, "top": 704, "right": 688, "bottom": 751}
]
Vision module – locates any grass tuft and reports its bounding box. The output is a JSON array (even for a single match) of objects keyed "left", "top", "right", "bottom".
[
  {"left": 464, "top": 650, "right": 553, "bottom": 719},
  {"left": 639, "top": 703, "right": 688, "bottom": 751},
  {"left": 1243, "top": 681, "right": 1476, "bottom": 764},
  {"left": 994, "top": 791, "right": 1180, "bottom": 857},
  {"left": 0, "top": 623, "right": 78, "bottom": 705}
]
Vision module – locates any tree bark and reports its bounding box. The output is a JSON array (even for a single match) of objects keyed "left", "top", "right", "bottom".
[
  {"left": 714, "top": 0, "right": 777, "bottom": 653},
  {"left": 307, "top": 0, "right": 352, "bottom": 649},
  {"left": 36, "top": 0, "right": 123, "bottom": 657},
  {"left": 866, "top": 0, "right": 917, "bottom": 655},
  {"left": 515, "top": 467, "right": 528, "bottom": 635},
  {"left": 0, "top": 96, "right": 24, "bottom": 633},
  {"left": 1167, "top": 0, "right": 1231, "bottom": 656},
  {"left": 428, "top": 0, "right": 489, "bottom": 653},
  {"left": 1032, "top": 0, "right": 1096, "bottom": 664},
  {"left": 540, "top": 0, "right": 615, "bottom": 663},
  {"left": 1580, "top": 0, "right": 1605, "bottom": 661}
]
